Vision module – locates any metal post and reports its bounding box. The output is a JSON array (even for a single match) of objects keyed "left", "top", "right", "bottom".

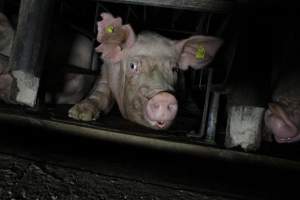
[
  {"left": 199, "top": 68, "right": 213, "bottom": 137},
  {"left": 205, "top": 92, "right": 220, "bottom": 143},
  {"left": 9, "top": 0, "right": 55, "bottom": 107}
]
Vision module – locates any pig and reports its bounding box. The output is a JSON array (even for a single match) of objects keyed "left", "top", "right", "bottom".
[
  {"left": 0, "top": 11, "right": 96, "bottom": 104},
  {"left": 264, "top": 67, "right": 300, "bottom": 143},
  {"left": 68, "top": 13, "right": 222, "bottom": 129},
  {"left": 0, "top": 12, "right": 15, "bottom": 103},
  {"left": 43, "top": 25, "right": 97, "bottom": 104},
  {"left": 0, "top": 12, "right": 14, "bottom": 58},
  {"left": 0, "top": 12, "right": 13, "bottom": 73}
]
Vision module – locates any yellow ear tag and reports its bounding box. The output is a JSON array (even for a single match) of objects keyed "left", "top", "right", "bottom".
[
  {"left": 106, "top": 25, "right": 114, "bottom": 33},
  {"left": 195, "top": 44, "right": 206, "bottom": 60}
]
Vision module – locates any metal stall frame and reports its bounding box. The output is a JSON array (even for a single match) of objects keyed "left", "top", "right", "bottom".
[
  {"left": 1, "top": 110, "right": 300, "bottom": 172},
  {"left": 5, "top": 0, "right": 297, "bottom": 172}
]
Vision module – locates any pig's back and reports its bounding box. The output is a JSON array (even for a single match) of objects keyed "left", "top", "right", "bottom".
[{"left": 273, "top": 67, "right": 300, "bottom": 101}]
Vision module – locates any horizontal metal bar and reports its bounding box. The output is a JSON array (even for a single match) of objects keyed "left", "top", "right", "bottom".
[
  {"left": 59, "top": 64, "right": 99, "bottom": 75},
  {"left": 94, "top": 0, "right": 234, "bottom": 13},
  {"left": 1, "top": 111, "right": 300, "bottom": 171}
]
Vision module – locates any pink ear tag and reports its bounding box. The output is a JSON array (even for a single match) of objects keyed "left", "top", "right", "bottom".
[{"left": 195, "top": 43, "right": 206, "bottom": 61}]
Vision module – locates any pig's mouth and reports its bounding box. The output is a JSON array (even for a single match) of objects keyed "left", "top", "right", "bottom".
[
  {"left": 268, "top": 103, "right": 300, "bottom": 143},
  {"left": 274, "top": 134, "right": 300, "bottom": 143},
  {"left": 144, "top": 116, "right": 174, "bottom": 129},
  {"left": 144, "top": 117, "right": 173, "bottom": 129}
]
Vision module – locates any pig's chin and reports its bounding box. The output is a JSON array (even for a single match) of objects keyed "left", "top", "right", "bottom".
[
  {"left": 269, "top": 118, "right": 299, "bottom": 143},
  {"left": 274, "top": 133, "right": 300, "bottom": 143},
  {"left": 265, "top": 105, "right": 300, "bottom": 143},
  {"left": 272, "top": 123, "right": 299, "bottom": 143}
]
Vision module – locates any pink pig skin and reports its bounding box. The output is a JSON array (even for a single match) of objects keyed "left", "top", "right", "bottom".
[
  {"left": 0, "top": 13, "right": 15, "bottom": 104},
  {"left": 69, "top": 13, "right": 222, "bottom": 130},
  {"left": 264, "top": 68, "right": 300, "bottom": 143}
]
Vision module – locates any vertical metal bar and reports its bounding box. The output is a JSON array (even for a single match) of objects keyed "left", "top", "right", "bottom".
[
  {"left": 143, "top": 5, "right": 147, "bottom": 24},
  {"left": 89, "top": 2, "right": 102, "bottom": 72},
  {"left": 0, "top": 0, "right": 4, "bottom": 12},
  {"left": 205, "top": 92, "right": 220, "bottom": 143},
  {"left": 9, "top": 0, "right": 55, "bottom": 107},
  {"left": 216, "top": 14, "right": 231, "bottom": 37},
  {"left": 199, "top": 68, "right": 213, "bottom": 137},
  {"left": 205, "top": 13, "right": 212, "bottom": 34},
  {"left": 198, "top": 69, "right": 204, "bottom": 89},
  {"left": 195, "top": 13, "right": 206, "bottom": 34}
]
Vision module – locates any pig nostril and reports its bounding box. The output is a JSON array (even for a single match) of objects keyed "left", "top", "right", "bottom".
[
  {"left": 151, "top": 103, "right": 160, "bottom": 111},
  {"left": 168, "top": 104, "right": 177, "bottom": 112}
]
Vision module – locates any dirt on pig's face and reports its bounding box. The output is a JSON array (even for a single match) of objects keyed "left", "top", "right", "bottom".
[{"left": 117, "top": 34, "right": 179, "bottom": 129}]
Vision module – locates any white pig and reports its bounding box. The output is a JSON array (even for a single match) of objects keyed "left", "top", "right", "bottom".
[{"left": 69, "top": 13, "right": 223, "bottom": 129}]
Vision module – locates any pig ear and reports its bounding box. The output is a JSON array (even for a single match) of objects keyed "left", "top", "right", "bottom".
[
  {"left": 95, "top": 12, "right": 136, "bottom": 63},
  {"left": 175, "top": 36, "right": 223, "bottom": 70}
]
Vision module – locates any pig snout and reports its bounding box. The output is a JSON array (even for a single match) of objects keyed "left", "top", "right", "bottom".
[
  {"left": 145, "top": 92, "right": 178, "bottom": 129},
  {"left": 265, "top": 103, "right": 300, "bottom": 143}
]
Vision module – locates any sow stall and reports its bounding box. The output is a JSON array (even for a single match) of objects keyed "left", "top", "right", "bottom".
[{"left": 0, "top": 1, "right": 300, "bottom": 198}]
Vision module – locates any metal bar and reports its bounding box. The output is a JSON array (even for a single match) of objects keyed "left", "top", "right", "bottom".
[
  {"left": 0, "top": 0, "right": 4, "bottom": 12},
  {"left": 95, "top": 0, "right": 234, "bottom": 13},
  {"left": 9, "top": 0, "right": 55, "bottom": 107},
  {"left": 199, "top": 68, "right": 213, "bottom": 137},
  {"left": 1, "top": 111, "right": 300, "bottom": 172},
  {"left": 205, "top": 92, "right": 220, "bottom": 143},
  {"left": 147, "top": 27, "right": 199, "bottom": 35}
]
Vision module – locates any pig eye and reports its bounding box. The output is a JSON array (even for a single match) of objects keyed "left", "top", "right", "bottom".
[{"left": 129, "top": 62, "right": 138, "bottom": 72}]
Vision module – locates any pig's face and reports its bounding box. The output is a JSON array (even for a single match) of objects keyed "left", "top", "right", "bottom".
[
  {"left": 96, "top": 13, "right": 222, "bottom": 129},
  {"left": 118, "top": 34, "right": 179, "bottom": 129},
  {"left": 122, "top": 57, "right": 178, "bottom": 129},
  {"left": 264, "top": 99, "right": 300, "bottom": 143}
]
